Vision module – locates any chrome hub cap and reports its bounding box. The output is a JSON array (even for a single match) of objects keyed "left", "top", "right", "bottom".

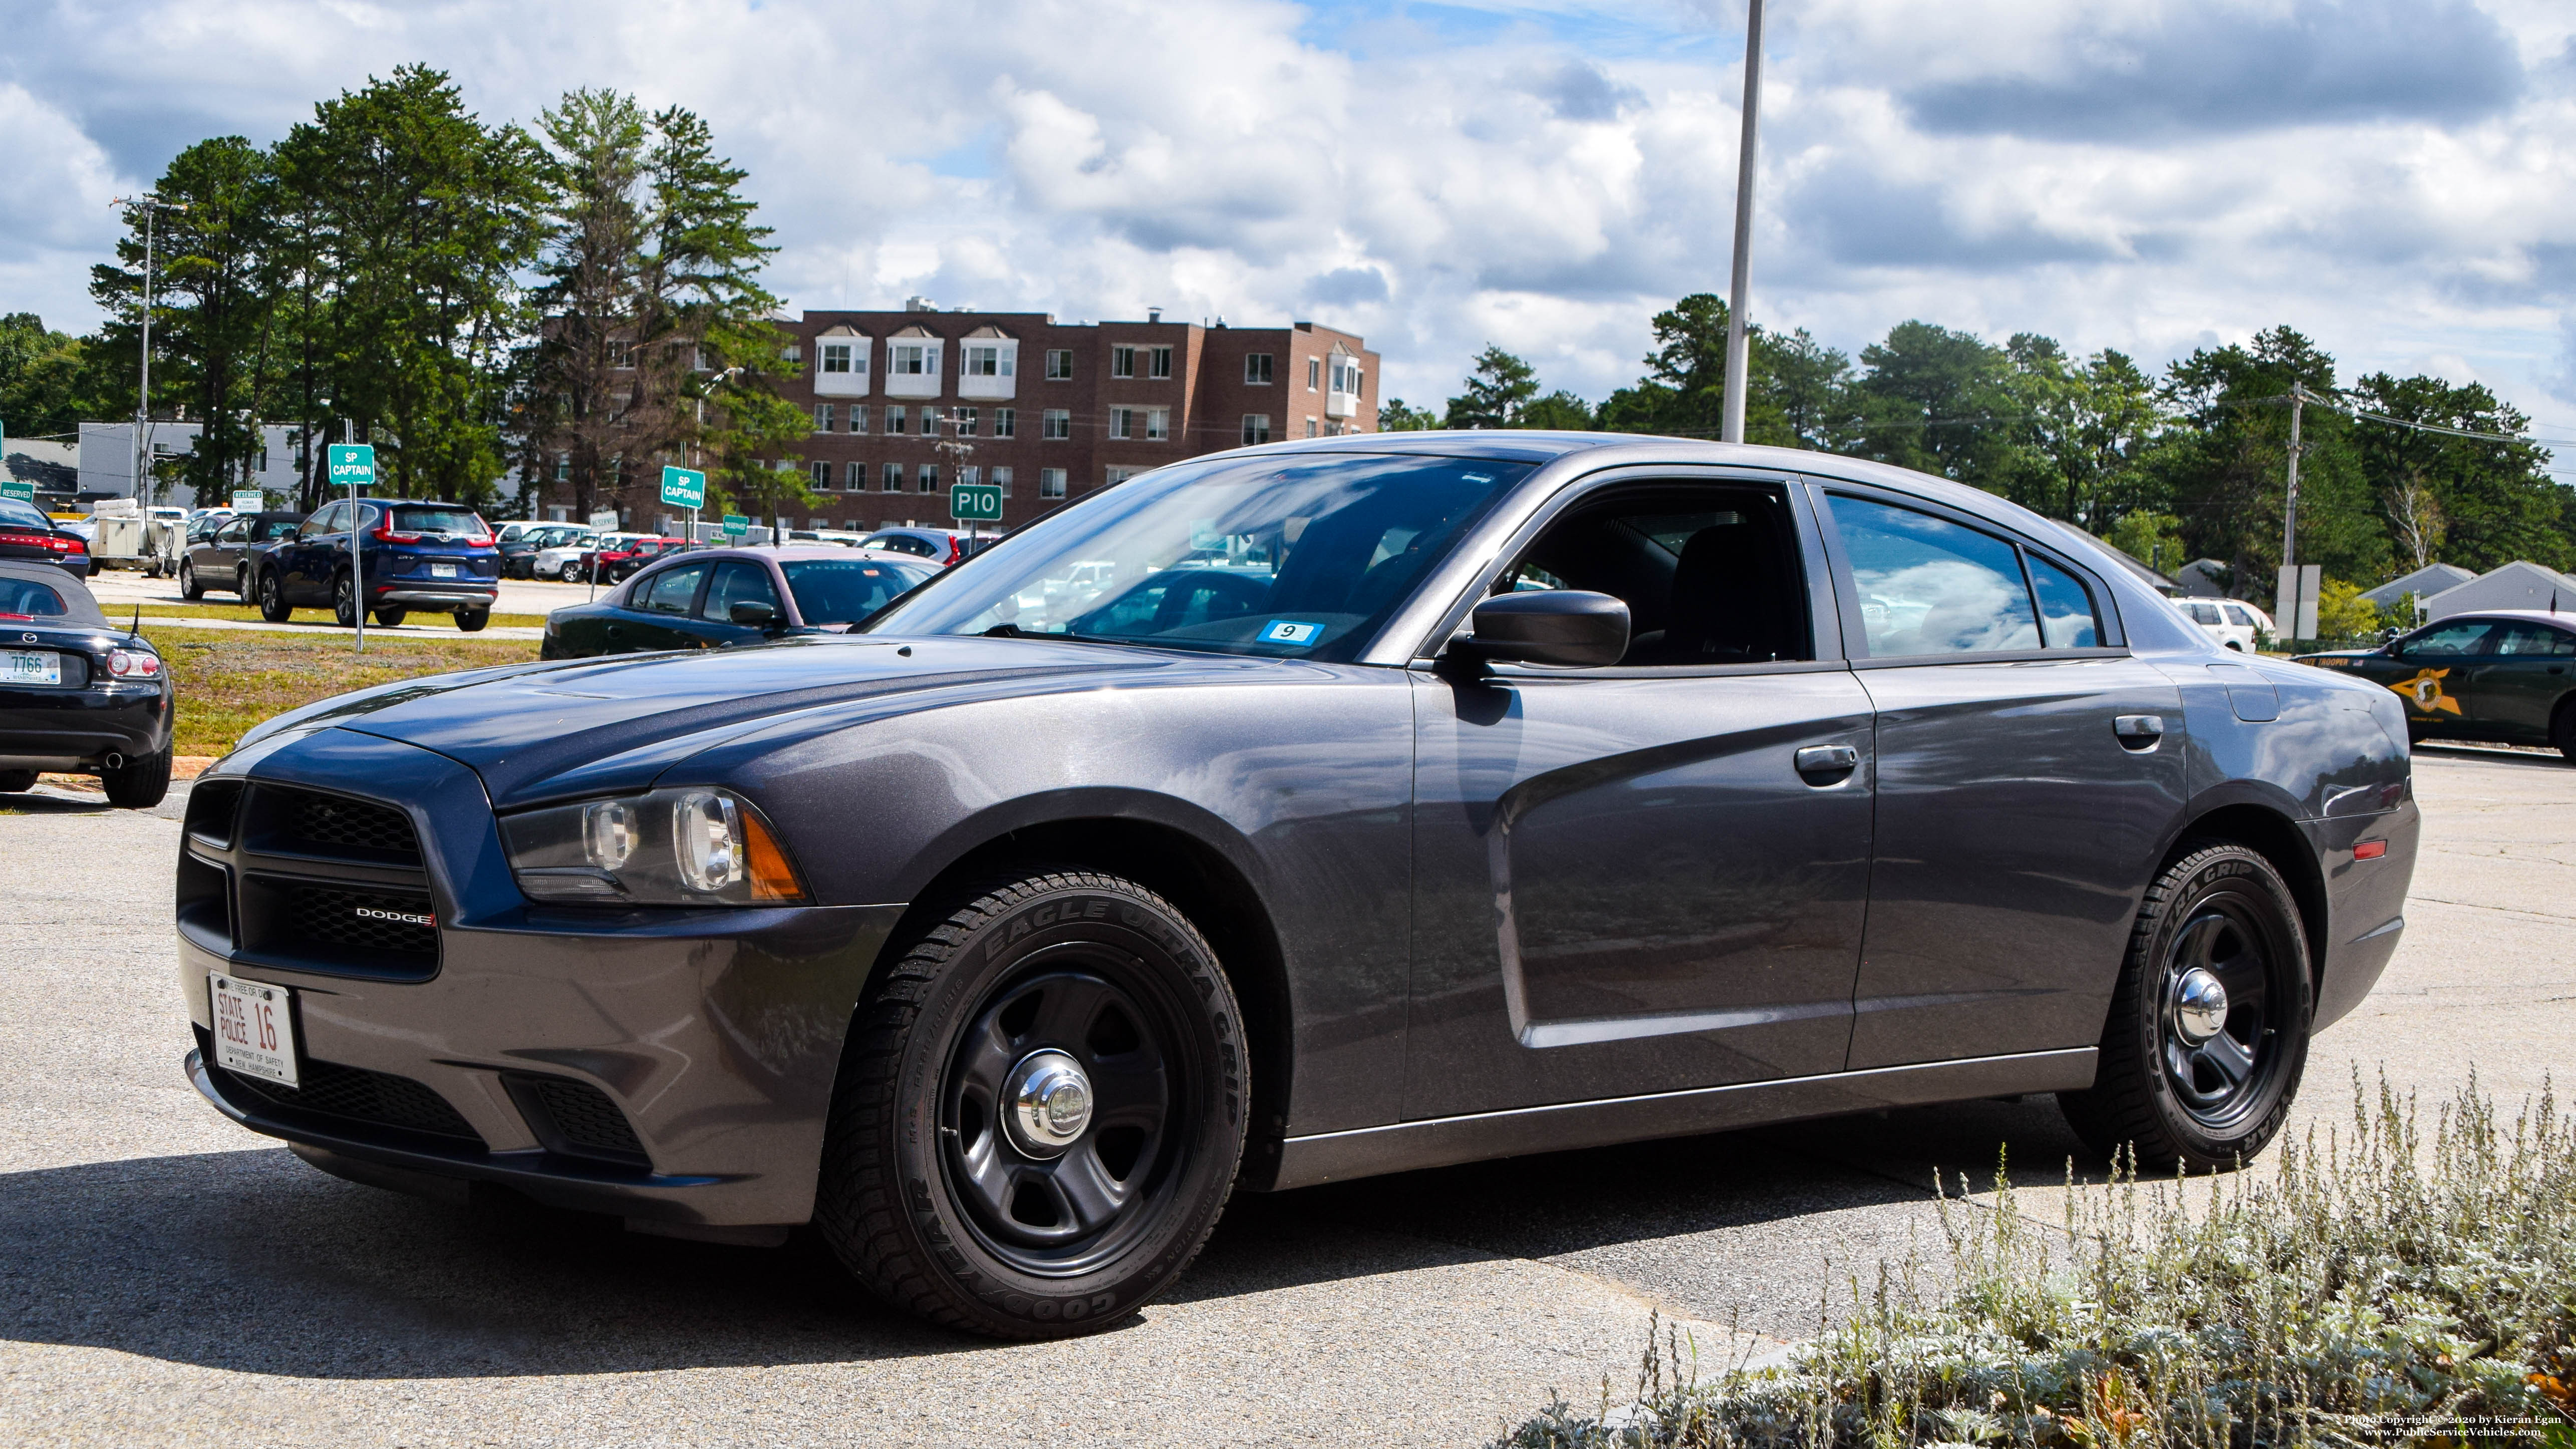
[
  {"left": 2171, "top": 967, "right": 2229, "bottom": 1043},
  {"left": 1005, "top": 1049, "right": 1094, "bottom": 1157}
]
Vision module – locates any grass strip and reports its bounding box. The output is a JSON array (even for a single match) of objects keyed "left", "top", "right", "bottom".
[
  {"left": 142, "top": 625, "right": 539, "bottom": 757},
  {"left": 1499, "top": 1074, "right": 2576, "bottom": 1448},
  {"left": 134, "top": 601, "right": 552, "bottom": 629}
]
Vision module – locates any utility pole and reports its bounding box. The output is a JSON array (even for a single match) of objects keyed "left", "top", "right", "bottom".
[
  {"left": 1719, "top": 0, "right": 1765, "bottom": 445},
  {"left": 2280, "top": 383, "right": 2304, "bottom": 579},
  {"left": 113, "top": 195, "right": 186, "bottom": 517}
]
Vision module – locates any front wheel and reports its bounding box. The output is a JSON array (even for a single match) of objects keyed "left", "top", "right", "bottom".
[
  {"left": 2059, "top": 841, "right": 2312, "bottom": 1173},
  {"left": 559, "top": 561, "right": 582, "bottom": 583},
  {"left": 256, "top": 570, "right": 292, "bottom": 622},
  {"left": 2553, "top": 704, "right": 2576, "bottom": 764},
  {"left": 816, "top": 870, "right": 1248, "bottom": 1339}
]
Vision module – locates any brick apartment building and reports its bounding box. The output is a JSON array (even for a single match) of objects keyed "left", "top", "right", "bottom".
[{"left": 727, "top": 302, "right": 1379, "bottom": 533}]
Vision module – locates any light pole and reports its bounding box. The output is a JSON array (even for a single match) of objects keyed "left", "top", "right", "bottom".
[
  {"left": 1719, "top": 0, "right": 1765, "bottom": 446},
  {"left": 112, "top": 195, "right": 188, "bottom": 516},
  {"left": 935, "top": 410, "right": 978, "bottom": 550}
]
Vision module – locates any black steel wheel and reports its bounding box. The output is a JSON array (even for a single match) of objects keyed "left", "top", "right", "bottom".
[
  {"left": 2060, "top": 841, "right": 2311, "bottom": 1172},
  {"left": 817, "top": 870, "right": 1246, "bottom": 1339},
  {"left": 256, "top": 569, "right": 291, "bottom": 622}
]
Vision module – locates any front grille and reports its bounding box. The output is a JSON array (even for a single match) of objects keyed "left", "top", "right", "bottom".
[
  {"left": 509, "top": 1075, "right": 648, "bottom": 1165},
  {"left": 286, "top": 793, "right": 420, "bottom": 863},
  {"left": 288, "top": 885, "right": 439, "bottom": 958},
  {"left": 184, "top": 777, "right": 245, "bottom": 847},
  {"left": 206, "top": 1037, "right": 483, "bottom": 1146}
]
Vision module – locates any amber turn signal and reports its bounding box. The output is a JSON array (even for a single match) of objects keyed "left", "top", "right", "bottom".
[{"left": 742, "top": 807, "right": 807, "bottom": 903}]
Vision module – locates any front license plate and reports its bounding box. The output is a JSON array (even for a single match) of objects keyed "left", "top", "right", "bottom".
[
  {"left": 2, "top": 649, "right": 60, "bottom": 685},
  {"left": 209, "top": 973, "right": 299, "bottom": 1087},
  {"left": 429, "top": 563, "right": 458, "bottom": 579}
]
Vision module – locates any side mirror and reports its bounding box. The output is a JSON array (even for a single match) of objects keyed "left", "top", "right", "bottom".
[
  {"left": 729, "top": 600, "right": 780, "bottom": 631},
  {"left": 1452, "top": 590, "right": 1629, "bottom": 669}
]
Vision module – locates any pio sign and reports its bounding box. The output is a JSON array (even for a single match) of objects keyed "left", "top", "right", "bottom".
[
  {"left": 327, "top": 444, "right": 377, "bottom": 489},
  {"left": 950, "top": 482, "right": 1003, "bottom": 522},
  {"left": 659, "top": 465, "right": 706, "bottom": 510}
]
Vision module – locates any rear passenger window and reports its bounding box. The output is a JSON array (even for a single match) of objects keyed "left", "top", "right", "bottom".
[
  {"left": 2029, "top": 555, "right": 2101, "bottom": 648},
  {"left": 638, "top": 563, "right": 708, "bottom": 615},
  {"left": 2491, "top": 623, "right": 2576, "bottom": 657},
  {"left": 1825, "top": 495, "right": 2037, "bottom": 656}
]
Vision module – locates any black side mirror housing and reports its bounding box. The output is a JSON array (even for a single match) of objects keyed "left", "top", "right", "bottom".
[
  {"left": 729, "top": 600, "right": 781, "bottom": 631},
  {"left": 1452, "top": 590, "right": 1630, "bottom": 669}
]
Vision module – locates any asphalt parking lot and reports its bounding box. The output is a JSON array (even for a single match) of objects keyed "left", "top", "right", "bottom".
[{"left": 2, "top": 747, "right": 2566, "bottom": 1446}]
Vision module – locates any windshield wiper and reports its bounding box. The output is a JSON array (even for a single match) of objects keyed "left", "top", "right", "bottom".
[{"left": 981, "top": 623, "right": 1026, "bottom": 638}]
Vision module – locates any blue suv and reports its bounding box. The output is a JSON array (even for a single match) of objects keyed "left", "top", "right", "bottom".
[{"left": 253, "top": 498, "right": 502, "bottom": 630}]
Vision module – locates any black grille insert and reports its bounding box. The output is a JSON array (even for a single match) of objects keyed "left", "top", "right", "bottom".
[
  {"left": 184, "top": 778, "right": 245, "bottom": 848},
  {"left": 205, "top": 1037, "right": 483, "bottom": 1145},
  {"left": 284, "top": 792, "right": 421, "bottom": 863},
  {"left": 288, "top": 885, "right": 439, "bottom": 958},
  {"left": 507, "top": 1075, "right": 649, "bottom": 1165}
]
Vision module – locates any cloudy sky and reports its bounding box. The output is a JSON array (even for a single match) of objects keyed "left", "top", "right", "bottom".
[{"left": 5, "top": 0, "right": 2575, "bottom": 434}]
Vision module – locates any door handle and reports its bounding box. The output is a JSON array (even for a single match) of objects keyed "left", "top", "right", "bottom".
[
  {"left": 1794, "top": 744, "right": 1860, "bottom": 782},
  {"left": 2114, "top": 714, "right": 2165, "bottom": 750}
]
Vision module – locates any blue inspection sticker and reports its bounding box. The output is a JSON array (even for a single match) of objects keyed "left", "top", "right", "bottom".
[{"left": 1259, "top": 619, "right": 1323, "bottom": 645}]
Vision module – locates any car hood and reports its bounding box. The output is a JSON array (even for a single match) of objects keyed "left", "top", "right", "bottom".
[{"left": 246, "top": 634, "right": 1170, "bottom": 807}]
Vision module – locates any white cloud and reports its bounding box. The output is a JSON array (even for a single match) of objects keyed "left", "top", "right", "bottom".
[{"left": 0, "top": 0, "right": 2572, "bottom": 426}]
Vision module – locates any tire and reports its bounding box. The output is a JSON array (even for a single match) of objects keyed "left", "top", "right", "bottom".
[
  {"left": 560, "top": 562, "right": 582, "bottom": 583},
  {"left": 179, "top": 559, "right": 203, "bottom": 600},
  {"left": 102, "top": 748, "right": 171, "bottom": 809},
  {"left": 2059, "top": 841, "right": 2312, "bottom": 1173},
  {"left": 372, "top": 608, "right": 408, "bottom": 628},
  {"left": 455, "top": 608, "right": 489, "bottom": 633},
  {"left": 2553, "top": 703, "right": 2576, "bottom": 764},
  {"left": 816, "top": 870, "right": 1248, "bottom": 1340},
  {"left": 332, "top": 572, "right": 358, "bottom": 628},
  {"left": 233, "top": 566, "right": 250, "bottom": 601},
  {"left": 0, "top": 769, "right": 36, "bottom": 793},
  {"left": 256, "top": 570, "right": 292, "bottom": 623}
]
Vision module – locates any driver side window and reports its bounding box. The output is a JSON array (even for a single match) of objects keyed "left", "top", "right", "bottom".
[
  {"left": 1494, "top": 484, "right": 1814, "bottom": 666},
  {"left": 2405, "top": 622, "right": 2495, "bottom": 658}
]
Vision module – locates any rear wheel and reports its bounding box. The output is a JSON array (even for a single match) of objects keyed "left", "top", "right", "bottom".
[
  {"left": 179, "top": 559, "right": 204, "bottom": 600},
  {"left": 815, "top": 870, "right": 1247, "bottom": 1339},
  {"left": 233, "top": 565, "right": 250, "bottom": 600},
  {"left": 256, "top": 570, "right": 292, "bottom": 622},
  {"left": 2060, "top": 841, "right": 2311, "bottom": 1172},
  {"left": 102, "top": 748, "right": 171, "bottom": 809},
  {"left": 0, "top": 769, "right": 36, "bottom": 793},
  {"left": 455, "top": 607, "right": 489, "bottom": 633},
  {"left": 372, "top": 608, "right": 408, "bottom": 628}
]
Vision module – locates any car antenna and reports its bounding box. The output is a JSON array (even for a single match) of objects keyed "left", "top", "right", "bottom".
[{"left": 130, "top": 604, "right": 141, "bottom": 639}]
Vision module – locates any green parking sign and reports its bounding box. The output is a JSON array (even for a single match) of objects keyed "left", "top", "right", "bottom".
[
  {"left": 721, "top": 513, "right": 749, "bottom": 536},
  {"left": 660, "top": 465, "right": 705, "bottom": 510},
  {"left": 0, "top": 480, "right": 33, "bottom": 505},
  {"left": 950, "top": 482, "right": 1003, "bottom": 522},
  {"left": 327, "top": 443, "right": 376, "bottom": 488}
]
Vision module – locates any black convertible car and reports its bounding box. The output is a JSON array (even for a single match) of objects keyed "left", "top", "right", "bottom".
[
  {"left": 176, "top": 435, "right": 2418, "bottom": 1339},
  {"left": 0, "top": 559, "right": 173, "bottom": 805}
]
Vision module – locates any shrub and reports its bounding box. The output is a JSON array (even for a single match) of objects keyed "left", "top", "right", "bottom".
[
  {"left": 1495, "top": 1075, "right": 2576, "bottom": 1448},
  {"left": 2315, "top": 581, "right": 2383, "bottom": 644}
]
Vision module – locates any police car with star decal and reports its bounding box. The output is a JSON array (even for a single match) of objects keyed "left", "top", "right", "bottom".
[{"left": 2296, "top": 609, "right": 2576, "bottom": 760}]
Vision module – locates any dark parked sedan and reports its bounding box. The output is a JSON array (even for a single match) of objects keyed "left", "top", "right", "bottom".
[
  {"left": 177, "top": 434, "right": 2417, "bottom": 1340},
  {"left": 181, "top": 511, "right": 305, "bottom": 600},
  {"left": 2296, "top": 610, "right": 2576, "bottom": 759},
  {"left": 540, "top": 546, "right": 935, "bottom": 658},
  {"left": 0, "top": 560, "right": 172, "bottom": 805},
  {"left": 0, "top": 495, "right": 92, "bottom": 576}
]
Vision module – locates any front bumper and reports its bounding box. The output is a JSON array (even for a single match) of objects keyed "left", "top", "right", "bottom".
[{"left": 177, "top": 728, "right": 905, "bottom": 1227}]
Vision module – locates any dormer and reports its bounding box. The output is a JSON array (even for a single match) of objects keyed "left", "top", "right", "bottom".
[
  {"left": 885, "top": 325, "right": 944, "bottom": 400},
  {"left": 814, "top": 325, "right": 872, "bottom": 397},
  {"left": 957, "top": 326, "right": 1020, "bottom": 401}
]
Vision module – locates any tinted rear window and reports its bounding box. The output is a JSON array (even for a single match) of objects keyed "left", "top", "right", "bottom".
[
  {"left": 783, "top": 558, "right": 932, "bottom": 623},
  {"left": 0, "top": 578, "right": 67, "bottom": 616},
  {"left": 0, "top": 498, "right": 53, "bottom": 531},
  {"left": 390, "top": 507, "right": 485, "bottom": 536}
]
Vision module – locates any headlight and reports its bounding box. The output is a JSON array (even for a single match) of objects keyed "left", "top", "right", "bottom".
[{"left": 501, "top": 788, "right": 808, "bottom": 905}]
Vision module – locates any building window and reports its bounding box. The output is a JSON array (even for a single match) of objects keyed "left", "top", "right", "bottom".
[
  {"left": 992, "top": 466, "right": 1013, "bottom": 496},
  {"left": 551, "top": 452, "right": 569, "bottom": 483},
  {"left": 1043, "top": 409, "right": 1071, "bottom": 440},
  {"left": 1046, "top": 349, "right": 1073, "bottom": 380},
  {"left": 959, "top": 466, "right": 980, "bottom": 487},
  {"left": 885, "top": 406, "right": 907, "bottom": 435},
  {"left": 1242, "top": 415, "right": 1270, "bottom": 446},
  {"left": 1148, "top": 346, "right": 1173, "bottom": 379},
  {"left": 614, "top": 341, "right": 636, "bottom": 370},
  {"left": 850, "top": 405, "right": 869, "bottom": 434},
  {"left": 891, "top": 342, "right": 931, "bottom": 376},
  {"left": 882, "top": 462, "right": 903, "bottom": 492},
  {"left": 811, "top": 460, "right": 831, "bottom": 489},
  {"left": 1330, "top": 358, "right": 1363, "bottom": 395},
  {"left": 993, "top": 407, "right": 1015, "bottom": 439},
  {"left": 1307, "top": 358, "right": 1321, "bottom": 390},
  {"left": 921, "top": 409, "right": 941, "bottom": 437},
  {"left": 1110, "top": 407, "right": 1135, "bottom": 440},
  {"left": 1305, "top": 417, "right": 1318, "bottom": 438},
  {"left": 953, "top": 407, "right": 978, "bottom": 437},
  {"left": 964, "top": 344, "right": 1011, "bottom": 378},
  {"left": 782, "top": 344, "right": 802, "bottom": 363},
  {"left": 814, "top": 403, "right": 833, "bottom": 433},
  {"left": 1106, "top": 467, "right": 1136, "bottom": 484},
  {"left": 820, "top": 342, "right": 854, "bottom": 374},
  {"left": 845, "top": 461, "right": 866, "bottom": 490},
  {"left": 1146, "top": 407, "right": 1169, "bottom": 441},
  {"left": 917, "top": 463, "right": 939, "bottom": 493},
  {"left": 1111, "top": 345, "right": 1136, "bottom": 379},
  {"left": 1245, "top": 354, "right": 1273, "bottom": 385},
  {"left": 1039, "top": 468, "right": 1067, "bottom": 498}
]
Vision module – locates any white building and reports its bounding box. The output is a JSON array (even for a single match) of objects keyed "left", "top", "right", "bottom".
[
  {"left": 2422, "top": 559, "right": 2576, "bottom": 620},
  {"left": 78, "top": 421, "right": 305, "bottom": 503}
]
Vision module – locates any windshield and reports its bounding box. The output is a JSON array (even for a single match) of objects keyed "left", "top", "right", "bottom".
[
  {"left": 864, "top": 452, "right": 1526, "bottom": 660},
  {"left": 783, "top": 557, "right": 933, "bottom": 624}
]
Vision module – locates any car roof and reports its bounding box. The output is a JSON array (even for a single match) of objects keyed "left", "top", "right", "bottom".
[
  {"left": 2423, "top": 610, "right": 2576, "bottom": 628},
  {"left": 640, "top": 545, "right": 933, "bottom": 568},
  {"left": 0, "top": 559, "right": 107, "bottom": 626}
]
